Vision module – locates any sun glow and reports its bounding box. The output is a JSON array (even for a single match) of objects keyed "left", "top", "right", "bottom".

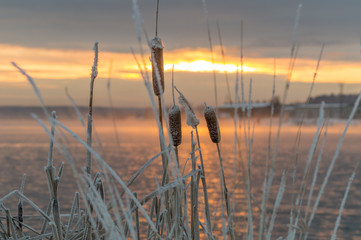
[
  {"left": 2, "top": 44, "right": 361, "bottom": 85},
  {"left": 163, "top": 60, "right": 256, "bottom": 73}
]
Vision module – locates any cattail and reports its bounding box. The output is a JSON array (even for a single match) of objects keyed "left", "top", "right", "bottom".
[
  {"left": 169, "top": 104, "right": 182, "bottom": 146},
  {"left": 151, "top": 36, "right": 165, "bottom": 96},
  {"left": 204, "top": 103, "right": 220, "bottom": 143}
]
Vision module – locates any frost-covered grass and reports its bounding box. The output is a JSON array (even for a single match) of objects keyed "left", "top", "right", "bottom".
[{"left": 1, "top": 2, "right": 361, "bottom": 240}]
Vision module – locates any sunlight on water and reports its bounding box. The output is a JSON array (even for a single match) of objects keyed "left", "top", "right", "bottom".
[{"left": 0, "top": 117, "right": 360, "bottom": 238}]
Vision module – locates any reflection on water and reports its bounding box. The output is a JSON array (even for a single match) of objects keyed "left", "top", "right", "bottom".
[{"left": 0, "top": 117, "right": 360, "bottom": 239}]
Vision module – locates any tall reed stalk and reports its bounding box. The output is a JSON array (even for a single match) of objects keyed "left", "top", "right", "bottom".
[{"left": 86, "top": 42, "right": 99, "bottom": 178}]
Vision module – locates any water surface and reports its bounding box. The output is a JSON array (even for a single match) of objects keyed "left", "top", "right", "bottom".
[{"left": 0, "top": 117, "right": 360, "bottom": 239}]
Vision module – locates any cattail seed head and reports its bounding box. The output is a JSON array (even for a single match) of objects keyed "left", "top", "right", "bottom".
[
  {"left": 151, "top": 36, "right": 164, "bottom": 96},
  {"left": 204, "top": 103, "right": 220, "bottom": 143},
  {"left": 169, "top": 105, "right": 182, "bottom": 147}
]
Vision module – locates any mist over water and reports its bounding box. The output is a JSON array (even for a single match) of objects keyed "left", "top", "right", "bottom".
[{"left": 0, "top": 117, "right": 360, "bottom": 239}]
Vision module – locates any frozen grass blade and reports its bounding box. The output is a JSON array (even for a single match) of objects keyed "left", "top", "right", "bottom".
[
  {"left": 64, "top": 192, "right": 80, "bottom": 240},
  {"left": 291, "top": 4, "right": 302, "bottom": 57},
  {"left": 32, "top": 111, "right": 157, "bottom": 239},
  {"left": 306, "top": 91, "right": 361, "bottom": 236},
  {"left": 0, "top": 191, "right": 51, "bottom": 222},
  {"left": 263, "top": 7, "right": 302, "bottom": 236},
  {"left": 265, "top": 170, "right": 286, "bottom": 240},
  {"left": 331, "top": 163, "right": 358, "bottom": 240},
  {"left": 246, "top": 78, "right": 254, "bottom": 240},
  {"left": 65, "top": 87, "right": 85, "bottom": 126},
  {"left": 201, "top": 0, "right": 218, "bottom": 114},
  {"left": 11, "top": 62, "right": 51, "bottom": 121},
  {"left": 217, "top": 22, "right": 232, "bottom": 104},
  {"left": 122, "top": 150, "right": 165, "bottom": 196},
  {"left": 106, "top": 60, "right": 122, "bottom": 152},
  {"left": 51, "top": 119, "right": 160, "bottom": 235},
  {"left": 259, "top": 58, "right": 276, "bottom": 240},
  {"left": 240, "top": 20, "right": 245, "bottom": 112},
  {"left": 303, "top": 121, "right": 329, "bottom": 235},
  {"left": 233, "top": 68, "right": 239, "bottom": 182},
  {"left": 288, "top": 102, "right": 324, "bottom": 239}
]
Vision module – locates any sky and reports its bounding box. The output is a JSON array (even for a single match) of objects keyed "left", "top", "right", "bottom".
[{"left": 1, "top": 0, "right": 361, "bottom": 108}]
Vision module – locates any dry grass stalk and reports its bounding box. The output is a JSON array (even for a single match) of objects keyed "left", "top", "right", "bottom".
[{"left": 86, "top": 41, "right": 99, "bottom": 178}]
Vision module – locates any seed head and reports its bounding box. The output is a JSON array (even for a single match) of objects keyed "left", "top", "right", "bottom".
[
  {"left": 204, "top": 103, "right": 220, "bottom": 143},
  {"left": 169, "top": 104, "right": 182, "bottom": 147},
  {"left": 151, "top": 36, "right": 164, "bottom": 96}
]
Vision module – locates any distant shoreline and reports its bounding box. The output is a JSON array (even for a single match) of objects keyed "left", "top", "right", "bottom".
[{"left": 0, "top": 106, "right": 154, "bottom": 120}]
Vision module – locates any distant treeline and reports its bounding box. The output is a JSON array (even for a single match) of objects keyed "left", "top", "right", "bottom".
[
  {"left": 309, "top": 93, "right": 359, "bottom": 104},
  {"left": 0, "top": 106, "right": 154, "bottom": 120}
]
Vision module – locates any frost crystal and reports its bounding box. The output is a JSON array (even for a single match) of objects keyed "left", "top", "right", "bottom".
[{"left": 177, "top": 94, "right": 199, "bottom": 129}]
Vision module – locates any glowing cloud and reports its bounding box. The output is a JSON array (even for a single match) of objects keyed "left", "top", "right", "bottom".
[{"left": 2, "top": 44, "right": 361, "bottom": 85}]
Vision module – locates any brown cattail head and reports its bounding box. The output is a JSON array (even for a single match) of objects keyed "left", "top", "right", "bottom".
[
  {"left": 204, "top": 103, "right": 220, "bottom": 143},
  {"left": 151, "top": 36, "right": 164, "bottom": 96},
  {"left": 169, "top": 104, "right": 182, "bottom": 146}
]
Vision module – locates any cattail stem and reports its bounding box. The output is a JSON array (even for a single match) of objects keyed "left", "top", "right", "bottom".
[
  {"left": 155, "top": 0, "right": 159, "bottom": 37},
  {"left": 216, "top": 144, "right": 229, "bottom": 213},
  {"left": 195, "top": 127, "right": 213, "bottom": 239},
  {"left": 158, "top": 96, "right": 163, "bottom": 129},
  {"left": 53, "top": 180, "right": 62, "bottom": 240},
  {"left": 172, "top": 65, "right": 175, "bottom": 105},
  {"left": 174, "top": 146, "right": 179, "bottom": 166},
  {"left": 190, "top": 131, "right": 200, "bottom": 240},
  {"left": 48, "top": 111, "right": 56, "bottom": 167},
  {"left": 216, "top": 143, "right": 235, "bottom": 239},
  {"left": 173, "top": 145, "right": 183, "bottom": 239}
]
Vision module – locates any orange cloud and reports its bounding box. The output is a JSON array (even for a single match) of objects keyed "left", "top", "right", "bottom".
[{"left": 2, "top": 44, "right": 361, "bottom": 84}]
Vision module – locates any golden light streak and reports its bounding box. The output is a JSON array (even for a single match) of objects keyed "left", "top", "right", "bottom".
[
  {"left": 1, "top": 43, "right": 361, "bottom": 84},
  {"left": 164, "top": 61, "right": 256, "bottom": 73}
]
